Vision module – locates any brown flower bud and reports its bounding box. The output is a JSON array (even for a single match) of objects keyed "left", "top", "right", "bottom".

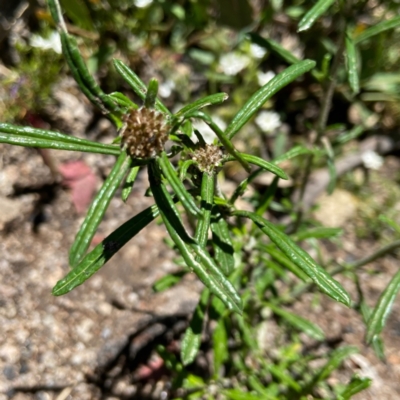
[{"left": 121, "top": 107, "right": 169, "bottom": 158}]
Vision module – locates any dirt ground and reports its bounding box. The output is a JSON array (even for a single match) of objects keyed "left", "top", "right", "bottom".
[{"left": 0, "top": 86, "right": 400, "bottom": 400}]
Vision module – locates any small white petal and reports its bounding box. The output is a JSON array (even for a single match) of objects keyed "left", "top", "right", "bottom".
[
  {"left": 361, "top": 150, "right": 383, "bottom": 170},
  {"left": 257, "top": 70, "right": 276, "bottom": 86},
  {"left": 255, "top": 110, "right": 281, "bottom": 133},
  {"left": 134, "top": 0, "right": 152, "bottom": 7},
  {"left": 250, "top": 43, "right": 267, "bottom": 59},
  {"left": 30, "top": 31, "right": 62, "bottom": 54},
  {"left": 219, "top": 53, "right": 250, "bottom": 76}
]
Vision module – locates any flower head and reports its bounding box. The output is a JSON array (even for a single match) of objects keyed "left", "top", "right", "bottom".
[
  {"left": 257, "top": 71, "right": 276, "bottom": 87},
  {"left": 192, "top": 144, "right": 224, "bottom": 174},
  {"left": 121, "top": 107, "right": 169, "bottom": 158},
  {"left": 361, "top": 150, "right": 383, "bottom": 170},
  {"left": 250, "top": 43, "right": 267, "bottom": 59}
]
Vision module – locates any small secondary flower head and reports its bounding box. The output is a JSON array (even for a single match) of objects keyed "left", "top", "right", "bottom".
[
  {"left": 257, "top": 71, "right": 276, "bottom": 87},
  {"left": 121, "top": 107, "right": 168, "bottom": 158},
  {"left": 192, "top": 144, "right": 224, "bottom": 174},
  {"left": 255, "top": 110, "right": 281, "bottom": 133}
]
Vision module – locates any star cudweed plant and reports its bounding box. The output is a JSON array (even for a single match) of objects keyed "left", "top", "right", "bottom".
[{"left": 0, "top": 0, "right": 354, "bottom": 368}]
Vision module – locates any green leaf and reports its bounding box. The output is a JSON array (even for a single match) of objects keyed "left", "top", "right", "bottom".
[
  {"left": 121, "top": 166, "right": 139, "bottom": 202},
  {"left": 69, "top": 152, "right": 131, "bottom": 267},
  {"left": 256, "top": 176, "right": 279, "bottom": 216},
  {"left": 266, "top": 302, "right": 325, "bottom": 340},
  {"left": 58, "top": 29, "right": 121, "bottom": 116},
  {"left": 181, "top": 289, "right": 209, "bottom": 366},
  {"left": 158, "top": 152, "right": 202, "bottom": 218},
  {"left": 313, "top": 346, "right": 358, "bottom": 383},
  {"left": 112, "top": 59, "right": 171, "bottom": 116},
  {"left": 222, "top": 389, "right": 265, "bottom": 400},
  {"left": 366, "top": 268, "right": 400, "bottom": 343},
  {"left": 269, "top": 364, "right": 301, "bottom": 392},
  {"left": 149, "top": 162, "right": 242, "bottom": 314},
  {"left": 59, "top": 0, "right": 94, "bottom": 31},
  {"left": 379, "top": 214, "right": 400, "bottom": 235},
  {"left": 249, "top": 33, "right": 300, "bottom": 64},
  {"left": 234, "top": 211, "right": 351, "bottom": 306},
  {"left": 108, "top": 92, "right": 138, "bottom": 109},
  {"left": 225, "top": 153, "right": 288, "bottom": 180},
  {"left": 194, "top": 172, "right": 214, "bottom": 247},
  {"left": 153, "top": 271, "right": 186, "bottom": 292},
  {"left": 0, "top": 123, "right": 120, "bottom": 155},
  {"left": 292, "top": 227, "right": 343, "bottom": 241},
  {"left": 174, "top": 93, "right": 229, "bottom": 120},
  {"left": 345, "top": 33, "right": 360, "bottom": 94},
  {"left": 52, "top": 204, "right": 159, "bottom": 295},
  {"left": 225, "top": 60, "right": 316, "bottom": 139},
  {"left": 297, "top": 0, "right": 336, "bottom": 32},
  {"left": 340, "top": 376, "right": 372, "bottom": 399},
  {"left": 213, "top": 319, "right": 229, "bottom": 377},
  {"left": 354, "top": 15, "right": 400, "bottom": 44},
  {"left": 211, "top": 214, "right": 235, "bottom": 276},
  {"left": 272, "top": 145, "right": 319, "bottom": 163},
  {"left": 144, "top": 78, "right": 159, "bottom": 109}
]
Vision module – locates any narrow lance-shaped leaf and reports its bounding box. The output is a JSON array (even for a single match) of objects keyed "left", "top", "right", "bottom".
[
  {"left": 53, "top": 205, "right": 159, "bottom": 295},
  {"left": 194, "top": 172, "right": 215, "bottom": 248},
  {"left": 181, "top": 289, "right": 209, "bottom": 366},
  {"left": 366, "top": 268, "right": 400, "bottom": 343},
  {"left": 121, "top": 165, "right": 140, "bottom": 202},
  {"left": 0, "top": 123, "right": 120, "bottom": 155},
  {"left": 148, "top": 162, "right": 242, "bottom": 313},
  {"left": 211, "top": 212, "right": 235, "bottom": 276},
  {"left": 345, "top": 33, "right": 360, "bottom": 94},
  {"left": 157, "top": 152, "right": 202, "bottom": 218},
  {"left": 69, "top": 151, "right": 131, "bottom": 267},
  {"left": 266, "top": 302, "right": 325, "bottom": 340},
  {"left": 225, "top": 60, "right": 316, "bottom": 139},
  {"left": 354, "top": 15, "right": 400, "bottom": 44},
  {"left": 234, "top": 210, "right": 351, "bottom": 306},
  {"left": 48, "top": 0, "right": 122, "bottom": 116},
  {"left": 297, "top": 0, "right": 336, "bottom": 33},
  {"left": 174, "top": 93, "right": 229, "bottom": 120},
  {"left": 213, "top": 319, "right": 229, "bottom": 377},
  {"left": 224, "top": 152, "right": 288, "bottom": 180},
  {"left": 248, "top": 33, "right": 300, "bottom": 65},
  {"left": 112, "top": 59, "right": 171, "bottom": 116},
  {"left": 340, "top": 376, "right": 372, "bottom": 400},
  {"left": 144, "top": 78, "right": 159, "bottom": 109}
]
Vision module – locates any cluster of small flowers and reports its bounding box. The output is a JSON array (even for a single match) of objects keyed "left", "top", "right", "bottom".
[
  {"left": 121, "top": 107, "right": 168, "bottom": 158},
  {"left": 255, "top": 110, "right": 281, "bottom": 134},
  {"left": 191, "top": 144, "right": 224, "bottom": 174}
]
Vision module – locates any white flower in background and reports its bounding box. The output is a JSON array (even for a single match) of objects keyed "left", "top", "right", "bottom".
[
  {"left": 158, "top": 79, "right": 175, "bottom": 98},
  {"left": 134, "top": 0, "right": 152, "bottom": 7},
  {"left": 30, "top": 31, "right": 62, "bottom": 54},
  {"left": 255, "top": 110, "right": 281, "bottom": 133},
  {"left": 192, "top": 116, "right": 226, "bottom": 144},
  {"left": 257, "top": 70, "right": 276, "bottom": 86},
  {"left": 361, "top": 150, "right": 383, "bottom": 170},
  {"left": 250, "top": 43, "right": 267, "bottom": 59},
  {"left": 219, "top": 53, "right": 250, "bottom": 76}
]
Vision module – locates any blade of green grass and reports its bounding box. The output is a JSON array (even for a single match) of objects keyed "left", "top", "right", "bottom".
[{"left": 298, "top": 0, "right": 336, "bottom": 32}]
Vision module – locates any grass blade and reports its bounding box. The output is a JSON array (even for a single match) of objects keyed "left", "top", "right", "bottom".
[
  {"left": 225, "top": 60, "right": 316, "bottom": 140},
  {"left": 234, "top": 211, "right": 351, "bottom": 306},
  {"left": 69, "top": 151, "right": 131, "bottom": 267},
  {"left": 298, "top": 0, "right": 336, "bottom": 32},
  {"left": 52, "top": 205, "right": 159, "bottom": 295},
  {"left": 366, "top": 268, "right": 400, "bottom": 343}
]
